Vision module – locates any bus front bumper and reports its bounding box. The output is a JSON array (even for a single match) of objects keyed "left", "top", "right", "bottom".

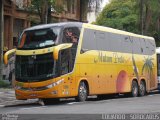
[
  {"left": 14, "top": 78, "right": 71, "bottom": 100},
  {"left": 15, "top": 86, "right": 61, "bottom": 100}
]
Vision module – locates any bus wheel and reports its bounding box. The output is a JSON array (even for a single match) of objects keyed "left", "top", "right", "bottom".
[
  {"left": 131, "top": 80, "right": 138, "bottom": 97},
  {"left": 76, "top": 82, "right": 88, "bottom": 102},
  {"left": 139, "top": 81, "right": 146, "bottom": 96}
]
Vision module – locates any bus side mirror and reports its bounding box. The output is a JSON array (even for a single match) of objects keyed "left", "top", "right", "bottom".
[
  {"left": 53, "top": 43, "right": 73, "bottom": 60},
  {"left": 4, "top": 49, "right": 16, "bottom": 65}
]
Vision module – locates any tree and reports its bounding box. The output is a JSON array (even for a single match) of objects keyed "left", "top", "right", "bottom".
[
  {"left": 95, "top": 0, "right": 160, "bottom": 46},
  {"left": 138, "top": 0, "right": 160, "bottom": 45},
  {"left": 140, "top": 0, "right": 160, "bottom": 35},
  {"left": 95, "top": 0, "right": 139, "bottom": 33},
  {"left": 30, "top": 0, "right": 63, "bottom": 24},
  {"left": 29, "top": 0, "right": 103, "bottom": 24},
  {"left": 139, "top": 0, "right": 144, "bottom": 34}
]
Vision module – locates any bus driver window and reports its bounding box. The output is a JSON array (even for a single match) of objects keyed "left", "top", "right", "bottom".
[{"left": 60, "top": 28, "right": 80, "bottom": 75}]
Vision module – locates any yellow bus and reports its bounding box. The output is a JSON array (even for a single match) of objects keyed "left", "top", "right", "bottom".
[
  {"left": 4, "top": 22, "right": 157, "bottom": 102},
  {"left": 156, "top": 48, "right": 160, "bottom": 90}
]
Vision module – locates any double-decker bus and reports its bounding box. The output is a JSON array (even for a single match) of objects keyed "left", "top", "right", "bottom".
[{"left": 4, "top": 22, "right": 157, "bottom": 102}]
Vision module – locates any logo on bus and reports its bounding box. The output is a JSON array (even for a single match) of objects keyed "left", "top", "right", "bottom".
[{"left": 94, "top": 52, "right": 126, "bottom": 64}]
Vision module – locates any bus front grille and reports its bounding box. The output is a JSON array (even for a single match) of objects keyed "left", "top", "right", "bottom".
[{"left": 15, "top": 53, "right": 55, "bottom": 82}]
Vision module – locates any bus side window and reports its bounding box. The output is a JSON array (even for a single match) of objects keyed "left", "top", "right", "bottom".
[
  {"left": 96, "top": 31, "right": 110, "bottom": 51},
  {"left": 133, "top": 37, "right": 141, "bottom": 54},
  {"left": 61, "top": 27, "right": 81, "bottom": 74},
  {"left": 121, "top": 35, "right": 132, "bottom": 53},
  {"left": 140, "top": 38, "right": 148, "bottom": 55},
  {"left": 81, "top": 28, "right": 97, "bottom": 53},
  {"left": 146, "top": 39, "right": 155, "bottom": 55},
  {"left": 60, "top": 49, "right": 72, "bottom": 75},
  {"left": 109, "top": 33, "right": 122, "bottom": 52}
]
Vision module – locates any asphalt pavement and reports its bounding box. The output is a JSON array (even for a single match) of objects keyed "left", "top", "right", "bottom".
[{"left": 0, "top": 89, "right": 160, "bottom": 120}]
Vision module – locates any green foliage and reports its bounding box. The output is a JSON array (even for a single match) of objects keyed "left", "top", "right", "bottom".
[
  {"left": 95, "top": 0, "right": 160, "bottom": 46},
  {"left": 0, "top": 80, "right": 10, "bottom": 88},
  {"left": 29, "top": 0, "right": 63, "bottom": 24},
  {"left": 138, "top": 0, "right": 160, "bottom": 46},
  {"left": 95, "top": 0, "right": 139, "bottom": 33},
  {"left": 30, "top": 0, "right": 60, "bottom": 12}
]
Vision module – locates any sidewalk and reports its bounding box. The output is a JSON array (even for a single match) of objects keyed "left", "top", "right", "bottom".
[
  {"left": 0, "top": 88, "right": 15, "bottom": 107},
  {"left": 0, "top": 88, "right": 38, "bottom": 107}
]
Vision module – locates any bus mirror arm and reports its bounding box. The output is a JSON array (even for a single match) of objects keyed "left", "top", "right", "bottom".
[
  {"left": 80, "top": 48, "right": 89, "bottom": 54},
  {"left": 4, "top": 49, "right": 16, "bottom": 65},
  {"left": 53, "top": 43, "right": 73, "bottom": 60}
]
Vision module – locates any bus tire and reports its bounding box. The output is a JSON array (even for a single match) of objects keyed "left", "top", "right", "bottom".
[
  {"left": 75, "top": 81, "right": 88, "bottom": 102},
  {"left": 131, "top": 80, "right": 138, "bottom": 97},
  {"left": 139, "top": 81, "right": 146, "bottom": 96}
]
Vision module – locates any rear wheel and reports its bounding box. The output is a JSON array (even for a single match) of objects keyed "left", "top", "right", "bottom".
[
  {"left": 139, "top": 81, "right": 146, "bottom": 96},
  {"left": 131, "top": 80, "right": 138, "bottom": 97},
  {"left": 75, "top": 82, "right": 88, "bottom": 102}
]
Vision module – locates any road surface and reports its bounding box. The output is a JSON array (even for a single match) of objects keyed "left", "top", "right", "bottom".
[{"left": 0, "top": 90, "right": 160, "bottom": 120}]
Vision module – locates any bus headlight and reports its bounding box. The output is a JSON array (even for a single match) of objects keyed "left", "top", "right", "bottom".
[
  {"left": 15, "top": 79, "right": 64, "bottom": 91},
  {"left": 46, "top": 79, "right": 64, "bottom": 89},
  {"left": 46, "top": 84, "right": 53, "bottom": 89}
]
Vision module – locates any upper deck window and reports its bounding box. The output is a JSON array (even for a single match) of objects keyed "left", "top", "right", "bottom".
[{"left": 18, "top": 27, "right": 61, "bottom": 49}]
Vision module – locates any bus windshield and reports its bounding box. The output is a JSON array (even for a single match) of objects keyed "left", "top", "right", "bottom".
[{"left": 18, "top": 27, "right": 61, "bottom": 49}]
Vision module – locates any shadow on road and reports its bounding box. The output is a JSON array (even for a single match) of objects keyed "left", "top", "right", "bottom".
[{"left": 3, "top": 90, "right": 159, "bottom": 108}]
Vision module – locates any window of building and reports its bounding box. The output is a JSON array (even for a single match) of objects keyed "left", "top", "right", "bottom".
[
  {"left": 71, "top": 0, "right": 75, "bottom": 14},
  {"left": 16, "top": 0, "right": 24, "bottom": 8},
  {"left": 67, "top": 0, "right": 71, "bottom": 13}
]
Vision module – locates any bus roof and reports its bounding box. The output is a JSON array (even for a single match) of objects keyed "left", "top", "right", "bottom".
[
  {"left": 83, "top": 23, "right": 154, "bottom": 40},
  {"left": 24, "top": 22, "right": 82, "bottom": 31},
  {"left": 24, "top": 22, "right": 154, "bottom": 40}
]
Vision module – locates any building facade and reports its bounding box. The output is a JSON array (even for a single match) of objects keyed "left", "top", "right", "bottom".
[
  {"left": 4, "top": 0, "right": 31, "bottom": 51},
  {"left": 2, "top": 0, "right": 87, "bottom": 82},
  {"left": 3, "top": 0, "right": 87, "bottom": 51}
]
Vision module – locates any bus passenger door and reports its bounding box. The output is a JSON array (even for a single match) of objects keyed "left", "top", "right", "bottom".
[
  {"left": 58, "top": 48, "right": 74, "bottom": 96},
  {"left": 59, "top": 27, "right": 81, "bottom": 96}
]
